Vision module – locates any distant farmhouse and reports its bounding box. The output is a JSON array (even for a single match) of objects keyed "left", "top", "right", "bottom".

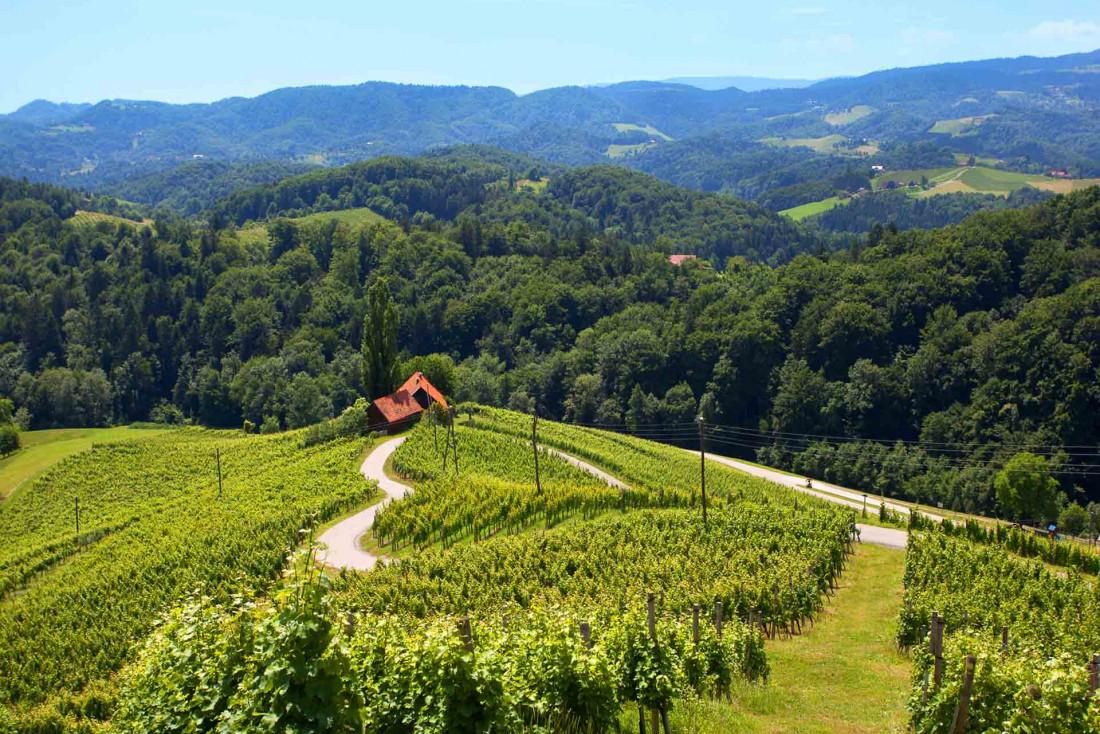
[
  {"left": 668, "top": 254, "right": 697, "bottom": 266},
  {"left": 367, "top": 372, "right": 448, "bottom": 432}
]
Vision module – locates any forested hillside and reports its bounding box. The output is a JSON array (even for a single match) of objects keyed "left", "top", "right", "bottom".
[
  {"left": 4, "top": 49, "right": 1100, "bottom": 194},
  {"left": 0, "top": 161, "right": 1097, "bottom": 514}
]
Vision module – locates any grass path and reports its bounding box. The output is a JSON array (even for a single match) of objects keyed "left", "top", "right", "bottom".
[{"left": 656, "top": 544, "right": 910, "bottom": 733}]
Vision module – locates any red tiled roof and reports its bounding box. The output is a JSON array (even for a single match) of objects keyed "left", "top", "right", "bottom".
[
  {"left": 398, "top": 371, "right": 449, "bottom": 409},
  {"left": 369, "top": 372, "right": 449, "bottom": 425},
  {"left": 668, "top": 254, "right": 697, "bottom": 266}
]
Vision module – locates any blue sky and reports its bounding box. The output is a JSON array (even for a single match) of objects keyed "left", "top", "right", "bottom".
[{"left": 3, "top": 0, "right": 1100, "bottom": 112}]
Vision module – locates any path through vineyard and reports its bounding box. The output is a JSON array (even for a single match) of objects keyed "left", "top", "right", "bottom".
[
  {"left": 549, "top": 444, "right": 909, "bottom": 549},
  {"left": 318, "top": 436, "right": 408, "bottom": 570},
  {"left": 693, "top": 450, "right": 937, "bottom": 528},
  {"left": 322, "top": 426, "right": 913, "bottom": 730},
  {"left": 658, "top": 544, "right": 911, "bottom": 733}
]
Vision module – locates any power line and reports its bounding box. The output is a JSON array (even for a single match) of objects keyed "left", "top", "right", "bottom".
[
  {"left": 706, "top": 423, "right": 1100, "bottom": 459},
  {"left": 561, "top": 421, "right": 1100, "bottom": 477},
  {"left": 562, "top": 416, "right": 1100, "bottom": 459}
]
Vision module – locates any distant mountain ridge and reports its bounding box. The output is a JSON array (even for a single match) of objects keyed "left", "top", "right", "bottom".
[
  {"left": 2, "top": 48, "right": 1099, "bottom": 189},
  {"left": 4, "top": 99, "right": 93, "bottom": 125},
  {"left": 661, "top": 76, "right": 817, "bottom": 91}
]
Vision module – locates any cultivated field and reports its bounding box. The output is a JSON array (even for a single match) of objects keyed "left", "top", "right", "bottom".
[
  {"left": 612, "top": 122, "right": 674, "bottom": 141},
  {"left": 871, "top": 165, "right": 1100, "bottom": 197},
  {"left": 760, "top": 134, "right": 847, "bottom": 153},
  {"left": 68, "top": 210, "right": 154, "bottom": 229},
  {"left": 824, "top": 105, "right": 874, "bottom": 126},
  {"left": 3, "top": 407, "right": 1098, "bottom": 731},
  {"left": 779, "top": 195, "right": 847, "bottom": 221},
  {"left": 0, "top": 425, "right": 170, "bottom": 500},
  {"left": 928, "top": 114, "right": 997, "bottom": 136}
]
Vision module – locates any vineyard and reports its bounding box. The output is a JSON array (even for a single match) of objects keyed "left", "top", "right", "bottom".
[
  {"left": 374, "top": 417, "right": 624, "bottom": 548},
  {"left": 0, "top": 430, "right": 374, "bottom": 731},
  {"left": 470, "top": 406, "right": 808, "bottom": 507},
  {"left": 899, "top": 534, "right": 1100, "bottom": 731},
  {"left": 18, "top": 404, "right": 1096, "bottom": 731},
  {"left": 86, "top": 407, "right": 874, "bottom": 733}
]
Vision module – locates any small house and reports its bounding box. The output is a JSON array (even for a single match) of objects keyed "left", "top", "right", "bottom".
[
  {"left": 366, "top": 372, "right": 449, "bottom": 432},
  {"left": 668, "top": 254, "right": 697, "bottom": 266}
]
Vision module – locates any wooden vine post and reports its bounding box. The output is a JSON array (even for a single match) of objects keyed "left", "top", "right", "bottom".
[
  {"left": 430, "top": 396, "right": 438, "bottom": 452},
  {"left": 216, "top": 447, "right": 223, "bottom": 499},
  {"left": 950, "top": 654, "right": 976, "bottom": 734},
  {"left": 696, "top": 415, "right": 708, "bottom": 528},
  {"left": 642, "top": 593, "right": 672, "bottom": 734},
  {"left": 579, "top": 621, "right": 591, "bottom": 649},
  {"left": 442, "top": 406, "right": 459, "bottom": 474},
  {"left": 692, "top": 604, "right": 700, "bottom": 644},
  {"left": 74, "top": 497, "right": 80, "bottom": 536},
  {"left": 931, "top": 612, "right": 945, "bottom": 690},
  {"left": 1090, "top": 654, "right": 1099, "bottom": 696},
  {"left": 457, "top": 616, "right": 474, "bottom": 652},
  {"left": 531, "top": 410, "right": 542, "bottom": 496}
]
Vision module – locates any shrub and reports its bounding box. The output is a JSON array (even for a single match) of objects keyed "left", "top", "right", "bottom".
[
  {"left": 0, "top": 423, "right": 19, "bottom": 457},
  {"left": 148, "top": 400, "right": 184, "bottom": 425}
]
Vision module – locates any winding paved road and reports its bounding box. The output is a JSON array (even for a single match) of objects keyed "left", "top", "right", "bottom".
[
  {"left": 690, "top": 450, "right": 913, "bottom": 548},
  {"left": 551, "top": 443, "right": 910, "bottom": 549},
  {"left": 317, "top": 436, "right": 410, "bottom": 570},
  {"left": 317, "top": 433, "right": 910, "bottom": 572}
]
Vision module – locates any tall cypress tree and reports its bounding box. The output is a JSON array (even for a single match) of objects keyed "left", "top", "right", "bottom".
[{"left": 361, "top": 278, "right": 400, "bottom": 399}]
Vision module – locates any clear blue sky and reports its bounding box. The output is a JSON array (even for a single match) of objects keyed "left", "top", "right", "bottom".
[{"left": 3, "top": 0, "right": 1099, "bottom": 112}]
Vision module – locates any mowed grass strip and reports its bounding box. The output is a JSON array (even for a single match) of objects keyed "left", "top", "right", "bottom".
[{"left": 626, "top": 543, "right": 910, "bottom": 734}]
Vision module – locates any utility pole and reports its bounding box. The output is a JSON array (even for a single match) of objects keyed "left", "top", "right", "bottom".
[
  {"left": 430, "top": 396, "right": 438, "bottom": 453},
  {"left": 442, "top": 406, "right": 459, "bottom": 474},
  {"left": 531, "top": 410, "right": 542, "bottom": 495},
  {"left": 216, "top": 448, "right": 223, "bottom": 500},
  {"left": 697, "top": 415, "right": 708, "bottom": 528}
]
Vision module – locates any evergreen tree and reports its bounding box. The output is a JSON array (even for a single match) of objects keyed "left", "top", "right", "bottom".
[{"left": 361, "top": 279, "right": 400, "bottom": 399}]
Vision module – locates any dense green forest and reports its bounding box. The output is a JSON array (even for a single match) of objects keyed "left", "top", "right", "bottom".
[
  {"left": 104, "top": 159, "right": 317, "bottom": 217},
  {"left": 809, "top": 187, "right": 1054, "bottom": 233},
  {"left": 0, "top": 157, "right": 1097, "bottom": 515}
]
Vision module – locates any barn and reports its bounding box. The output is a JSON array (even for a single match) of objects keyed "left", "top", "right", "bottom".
[{"left": 366, "top": 372, "right": 449, "bottom": 432}]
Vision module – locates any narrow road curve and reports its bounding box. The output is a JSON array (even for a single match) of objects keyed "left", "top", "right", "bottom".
[
  {"left": 691, "top": 451, "right": 911, "bottom": 548},
  {"left": 691, "top": 450, "right": 930, "bottom": 520},
  {"left": 318, "top": 436, "right": 409, "bottom": 571},
  {"left": 547, "top": 443, "right": 909, "bottom": 550}
]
